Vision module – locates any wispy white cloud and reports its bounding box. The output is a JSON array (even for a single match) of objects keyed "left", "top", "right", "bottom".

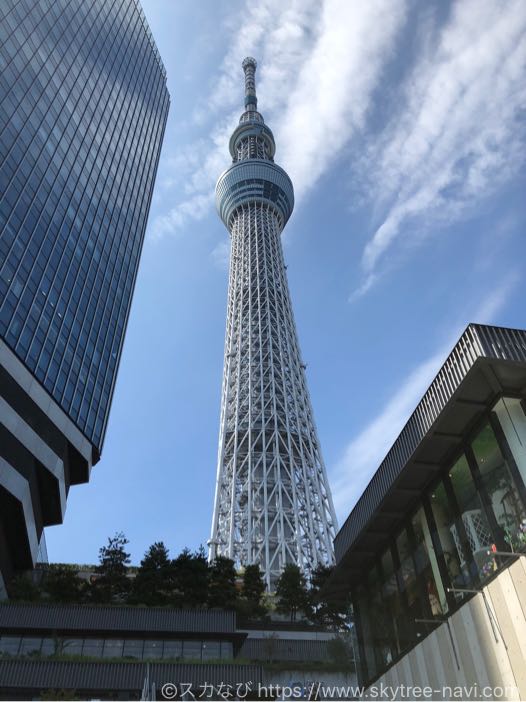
[
  {"left": 275, "top": 0, "right": 407, "bottom": 201},
  {"left": 149, "top": 192, "right": 213, "bottom": 242},
  {"left": 352, "top": 0, "right": 526, "bottom": 292},
  {"left": 157, "top": 141, "right": 207, "bottom": 192},
  {"left": 148, "top": 115, "right": 237, "bottom": 241},
  {"left": 210, "top": 238, "right": 230, "bottom": 270},
  {"left": 150, "top": 0, "right": 321, "bottom": 239},
  {"left": 151, "top": 0, "right": 406, "bottom": 239},
  {"left": 206, "top": 0, "right": 321, "bottom": 119},
  {"left": 151, "top": 0, "right": 526, "bottom": 303},
  {"left": 347, "top": 272, "right": 378, "bottom": 304},
  {"left": 330, "top": 272, "right": 520, "bottom": 520},
  {"left": 331, "top": 346, "right": 445, "bottom": 520}
]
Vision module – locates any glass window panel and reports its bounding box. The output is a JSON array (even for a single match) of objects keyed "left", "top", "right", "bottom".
[
  {"left": 162, "top": 640, "right": 182, "bottom": 660},
  {"left": 355, "top": 581, "right": 378, "bottom": 680},
  {"left": 123, "top": 639, "right": 144, "bottom": 660},
  {"left": 102, "top": 639, "right": 124, "bottom": 658},
  {"left": 394, "top": 530, "right": 425, "bottom": 647},
  {"left": 472, "top": 423, "right": 526, "bottom": 553},
  {"left": 411, "top": 507, "right": 448, "bottom": 615},
  {"left": 202, "top": 641, "right": 220, "bottom": 661},
  {"left": 143, "top": 640, "right": 163, "bottom": 659},
  {"left": 40, "top": 638, "right": 56, "bottom": 656},
  {"left": 429, "top": 480, "right": 471, "bottom": 597},
  {"left": 182, "top": 640, "right": 202, "bottom": 661},
  {"left": 60, "top": 638, "right": 84, "bottom": 656},
  {"left": 19, "top": 637, "right": 42, "bottom": 656},
  {"left": 395, "top": 529, "right": 419, "bottom": 610},
  {"left": 449, "top": 454, "right": 494, "bottom": 579},
  {"left": 81, "top": 638, "right": 103, "bottom": 658},
  {"left": 0, "top": 636, "right": 21, "bottom": 655},
  {"left": 220, "top": 641, "right": 233, "bottom": 660},
  {"left": 380, "top": 549, "right": 409, "bottom": 655},
  {"left": 493, "top": 398, "right": 526, "bottom": 493}
]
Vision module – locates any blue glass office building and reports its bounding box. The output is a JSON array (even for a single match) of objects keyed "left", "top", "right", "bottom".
[{"left": 0, "top": 0, "right": 169, "bottom": 595}]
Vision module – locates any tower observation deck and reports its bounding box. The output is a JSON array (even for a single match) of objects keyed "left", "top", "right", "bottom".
[{"left": 209, "top": 58, "right": 337, "bottom": 588}]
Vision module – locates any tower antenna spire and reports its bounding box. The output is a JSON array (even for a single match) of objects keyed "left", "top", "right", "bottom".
[{"left": 242, "top": 57, "right": 257, "bottom": 111}]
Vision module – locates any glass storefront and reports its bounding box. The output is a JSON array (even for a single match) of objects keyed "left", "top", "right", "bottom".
[
  {"left": 411, "top": 507, "right": 447, "bottom": 615},
  {"left": 396, "top": 528, "right": 426, "bottom": 626},
  {"left": 380, "top": 550, "right": 404, "bottom": 660},
  {"left": 372, "top": 566, "right": 394, "bottom": 668},
  {"left": 142, "top": 640, "right": 163, "bottom": 659},
  {"left": 493, "top": 398, "right": 526, "bottom": 491},
  {"left": 471, "top": 423, "right": 526, "bottom": 552},
  {"left": 448, "top": 455, "right": 493, "bottom": 580},
  {"left": 102, "top": 638, "right": 124, "bottom": 658},
  {"left": 202, "top": 641, "right": 221, "bottom": 660},
  {"left": 122, "top": 639, "right": 144, "bottom": 659},
  {"left": 429, "top": 480, "right": 472, "bottom": 597},
  {"left": 353, "top": 398, "right": 526, "bottom": 686},
  {"left": 0, "top": 636, "right": 234, "bottom": 661}
]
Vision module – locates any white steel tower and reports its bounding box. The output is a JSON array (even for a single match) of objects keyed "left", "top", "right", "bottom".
[{"left": 209, "top": 58, "right": 337, "bottom": 588}]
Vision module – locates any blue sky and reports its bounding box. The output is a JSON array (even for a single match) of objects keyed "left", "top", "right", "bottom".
[{"left": 46, "top": 0, "right": 526, "bottom": 566}]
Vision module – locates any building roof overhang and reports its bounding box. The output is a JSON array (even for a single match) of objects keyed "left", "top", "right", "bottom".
[
  {"left": 329, "top": 324, "right": 526, "bottom": 597},
  {"left": 0, "top": 603, "right": 244, "bottom": 643},
  {"left": 0, "top": 659, "right": 262, "bottom": 693}
]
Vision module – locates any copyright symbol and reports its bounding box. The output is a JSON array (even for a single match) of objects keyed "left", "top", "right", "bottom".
[{"left": 162, "top": 682, "right": 177, "bottom": 699}]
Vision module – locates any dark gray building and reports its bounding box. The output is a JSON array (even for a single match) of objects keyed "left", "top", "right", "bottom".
[
  {"left": 0, "top": 602, "right": 352, "bottom": 699},
  {"left": 328, "top": 324, "right": 526, "bottom": 695},
  {"left": 0, "top": 0, "right": 169, "bottom": 596}
]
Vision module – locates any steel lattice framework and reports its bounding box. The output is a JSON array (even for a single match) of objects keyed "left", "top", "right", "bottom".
[{"left": 209, "top": 58, "right": 337, "bottom": 588}]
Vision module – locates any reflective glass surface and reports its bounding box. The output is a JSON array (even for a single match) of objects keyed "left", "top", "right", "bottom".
[
  {"left": 0, "top": 635, "right": 235, "bottom": 662},
  {"left": 122, "top": 639, "right": 144, "bottom": 659},
  {"left": 379, "top": 548, "right": 409, "bottom": 656},
  {"left": 0, "top": 0, "right": 169, "bottom": 448},
  {"left": 493, "top": 398, "right": 526, "bottom": 490},
  {"left": 182, "top": 640, "right": 202, "bottom": 660},
  {"left": 449, "top": 454, "right": 493, "bottom": 578},
  {"left": 472, "top": 423, "right": 526, "bottom": 553},
  {"left": 429, "top": 479, "right": 472, "bottom": 594},
  {"left": 142, "top": 639, "right": 163, "bottom": 659},
  {"left": 162, "top": 639, "right": 182, "bottom": 660},
  {"left": 351, "top": 402, "right": 526, "bottom": 686},
  {"left": 411, "top": 506, "right": 447, "bottom": 615},
  {"left": 0, "top": 636, "right": 21, "bottom": 654}
]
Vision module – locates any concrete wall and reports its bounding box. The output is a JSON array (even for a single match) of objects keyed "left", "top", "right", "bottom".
[{"left": 367, "top": 559, "right": 526, "bottom": 701}]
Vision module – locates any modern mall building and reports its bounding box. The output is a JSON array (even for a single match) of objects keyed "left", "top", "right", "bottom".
[
  {"left": 0, "top": 0, "right": 169, "bottom": 597},
  {"left": 0, "top": 602, "right": 353, "bottom": 699},
  {"left": 329, "top": 324, "right": 526, "bottom": 699}
]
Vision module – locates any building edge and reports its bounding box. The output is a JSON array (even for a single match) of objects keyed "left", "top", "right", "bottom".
[{"left": 1, "top": 338, "right": 92, "bottom": 595}]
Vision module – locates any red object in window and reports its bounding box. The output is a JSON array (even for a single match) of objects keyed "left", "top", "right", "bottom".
[{"left": 491, "top": 544, "right": 497, "bottom": 553}]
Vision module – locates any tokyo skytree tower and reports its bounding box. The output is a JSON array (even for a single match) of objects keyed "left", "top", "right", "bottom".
[{"left": 209, "top": 58, "right": 337, "bottom": 587}]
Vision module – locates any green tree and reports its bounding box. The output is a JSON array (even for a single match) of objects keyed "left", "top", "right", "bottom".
[
  {"left": 309, "top": 564, "right": 349, "bottom": 629},
  {"left": 130, "top": 542, "right": 174, "bottom": 605},
  {"left": 91, "top": 532, "right": 131, "bottom": 603},
  {"left": 208, "top": 556, "right": 238, "bottom": 609},
  {"left": 239, "top": 564, "right": 266, "bottom": 619},
  {"left": 8, "top": 573, "right": 40, "bottom": 602},
  {"left": 275, "top": 564, "right": 310, "bottom": 622},
  {"left": 43, "top": 565, "right": 85, "bottom": 604},
  {"left": 172, "top": 547, "right": 209, "bottom": 608}
]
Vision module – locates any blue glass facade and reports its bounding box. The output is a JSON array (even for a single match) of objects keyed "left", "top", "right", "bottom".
[{"left": 0, "top": 0, "right": 169, "bottom": 450}]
